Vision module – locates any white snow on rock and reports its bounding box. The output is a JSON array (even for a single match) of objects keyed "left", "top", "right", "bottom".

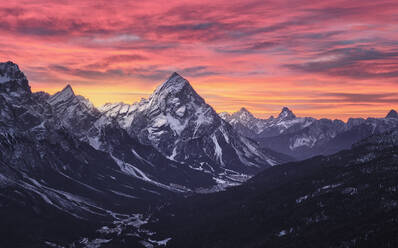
[
  {"left": 289, "top": 135, "right": 317, "bottom": 150},
  {"left": 175, "top": 105, "right": 186, "bottom": 117},
  {"left": 80, "top": 238, "right": 111, "bottom": 248},
  {"left": 148, "top": 237, "right": 172, "bottom": 246},
  {"left": 278, "top": 230, "right": 287, "bottom": 237},
  {"left": 211, "top": 134, "right": 224, "bottom": 166},
  {"left": 112, "top": 154, "right": 188, "bottom": 193},
  {"left": 47, "top": 85, "right": 75, "bottom": 105},
  {"left": 0, "top": 74, "right": 10, "bottom": 84},
  {"left": 165, "top": 113, "right": 188, "bottom": 135},
  {"left": 296, "top": 194, "right": 310, "bottom": 204}
]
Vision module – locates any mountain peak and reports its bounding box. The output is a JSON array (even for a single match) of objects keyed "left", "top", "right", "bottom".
[
  {"left": 234, "top": 107, "right": 255, "bottom": 119},
  {"left": 0, "top": 61, "right": 20, "bottom": 71},
  {"left": 278, "top": 107, "right": 296, "bottom": 120},
  {"left": 149, "top": 72, "right": 199, "bottom": 106},
  {"left": 0, "top": 61, "right": 30, "bottom": 94},
  {"left": 238, "top": 107, "right": 250, "bottom": 113},
  {"left": 386, "top": 109, "right": 398, "bottom": 119},
  {"left": 62, "top": 84, "right": 75, "bottom": 95},
  {"left": 48, "top": 84, "right": 76, "bottom": 105},
  {"left": 170, "top": 71, "right": 182, "bottom": 79},
  {"left": 158, "top": 72, "right": 189, "bottom": 92},
  {"left": 0, "top": 61, "right": 25, "bottom": 82}
]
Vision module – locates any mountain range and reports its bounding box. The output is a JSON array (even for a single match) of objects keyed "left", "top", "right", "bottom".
[
  {"left": 1, "top": 60, "right": 397, "bottom": 247},
  {"left": 221, "top": 107, "right": 398, "bottom": 160},
  {"left": 0, "top": 61, "right": 287, "bottom": 247}
]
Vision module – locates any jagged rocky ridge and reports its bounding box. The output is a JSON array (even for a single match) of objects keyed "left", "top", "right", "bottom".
[{"left": 221, "top": 107, "right": 398, "bottom": 159}]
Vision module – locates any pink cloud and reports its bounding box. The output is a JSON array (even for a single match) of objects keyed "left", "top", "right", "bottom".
[{"left": 1, "top": 0, "right": 398, "bottom": 119}]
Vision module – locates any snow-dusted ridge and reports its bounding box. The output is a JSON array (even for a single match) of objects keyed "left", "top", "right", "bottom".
[
  {"left": 220, "top": 106, "right": 315, "bottom": 137},
  {"left": 221, "top": 106, "right": 398, "bottom": 160}
]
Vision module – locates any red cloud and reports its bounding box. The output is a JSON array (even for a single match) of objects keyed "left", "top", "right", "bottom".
[{"left": 1, "top": 0, "right": 398, "bottom": 120}]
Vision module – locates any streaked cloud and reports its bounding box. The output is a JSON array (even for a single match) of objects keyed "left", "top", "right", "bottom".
[{"left": 1, "top": 0, "right": 397, "bottom": 120}]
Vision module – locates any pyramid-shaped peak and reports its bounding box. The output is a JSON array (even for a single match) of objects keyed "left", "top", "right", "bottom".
[
  {"left": 161, "top": 72, "right": 189, "bottom": 89},
  {"left": 62, "top": 84, "right": 75, "bottom": 95},
  {"left": 151, "top": 72, "right": 194, "bottom": 99},
  {"left": 386, "top": 109, "right": 398, "bottom": 119},
  {"left": 230, "top": 107, "right": 256, "bottom": 123},
  {"left": 239, "top": 107, "right": 250, "bottom": 113},
  {"left": 235, "top": 107, "right": 254, "bottom": 117},
  {"left": 170, "top": 71, "right": 183, "bottom": 79},
  {"left": 48, "top": 84, "right": 76, "bottom": 105},
  {"left": 278, "top": 107, "right": 296, "bottom": 119}
]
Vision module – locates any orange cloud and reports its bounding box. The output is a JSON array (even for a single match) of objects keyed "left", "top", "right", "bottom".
[{"left": 1, "top": 0, "right": 398, "bottom": 120}]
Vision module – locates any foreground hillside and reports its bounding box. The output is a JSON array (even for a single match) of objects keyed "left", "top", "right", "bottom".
[{"left": 146, "top": 131, "right": 398, "bottom": 248}]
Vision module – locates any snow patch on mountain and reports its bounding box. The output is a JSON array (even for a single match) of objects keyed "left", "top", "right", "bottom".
[
  {"left": 0, "top": 74, "right": 11, "bottom": 84},
  {"left": 211, "top": 134, "right": 224, "bottom": 166}
]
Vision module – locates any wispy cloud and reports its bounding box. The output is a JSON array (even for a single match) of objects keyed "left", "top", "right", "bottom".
[
  {"left": 286, "top": 47, "right": 398, "bottom": 80},
  {"left": 0, "top": 0, "right": 397, "bottom": 119}
]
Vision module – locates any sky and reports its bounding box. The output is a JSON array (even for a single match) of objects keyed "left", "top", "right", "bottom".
[{"left": 1, "top": 0, "right": 398, "bottom": 120}]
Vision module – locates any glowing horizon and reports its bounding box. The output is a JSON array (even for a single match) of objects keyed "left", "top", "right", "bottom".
[
  {"left": 29, "top": 73, "right": 395, "bottom": 122},
  {"left": 2, "top": 0, "right": 398, "bottom": 120}
]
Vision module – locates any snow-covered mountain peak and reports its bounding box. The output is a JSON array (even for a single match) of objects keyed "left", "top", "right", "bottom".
[
  {"left": 63, "top": 84, "right": 74, "bottom": 94},
  {"left": 146, "top": 72, "right": 207, "bottom": 119},
  {"left": 386, "top": 109, "right": 398, "bottom": 119},
  {"left": 46, "top": 84, "right": 100, "bottom": 135},
  {"left": 238, "top": 107, "right": 250, "bottom": 114},
  {"left": 277, "top": 107, "right": 296, "bottom": 120},
  {"left": 219, "top": 112, "right": 231, "bottom": 119},
  {"left": 237, "top": 107, "right": 252, "bottom": 116},
  {"left": 0, "top": 61, "right": 30, "bottom": 95},
  {"left": 233, "top": 107, "right": 256, "bottom": 123},
  {"left": 153, "top": 72, "right": 190, "bottom": 96},
  {"left": 122, "top": 73, "right": 279, "bottom": 175},
  {"left": 136, "top": 72, "right": 217, "bottom": 139},
  {"left": 48, "top": 84, "right": 76, "bottom": 105},
  {"left": 0, "top": 61, "right": 24, "bottom": 81}
]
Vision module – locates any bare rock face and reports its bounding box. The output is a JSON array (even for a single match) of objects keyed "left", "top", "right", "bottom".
[{"left": 386, "top": 109, "right": 398, "bottom": 119}]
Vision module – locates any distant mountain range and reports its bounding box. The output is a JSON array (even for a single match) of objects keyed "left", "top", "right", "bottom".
[{"left": 221, "top": 107, "right": 398, "bottom": 160}]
